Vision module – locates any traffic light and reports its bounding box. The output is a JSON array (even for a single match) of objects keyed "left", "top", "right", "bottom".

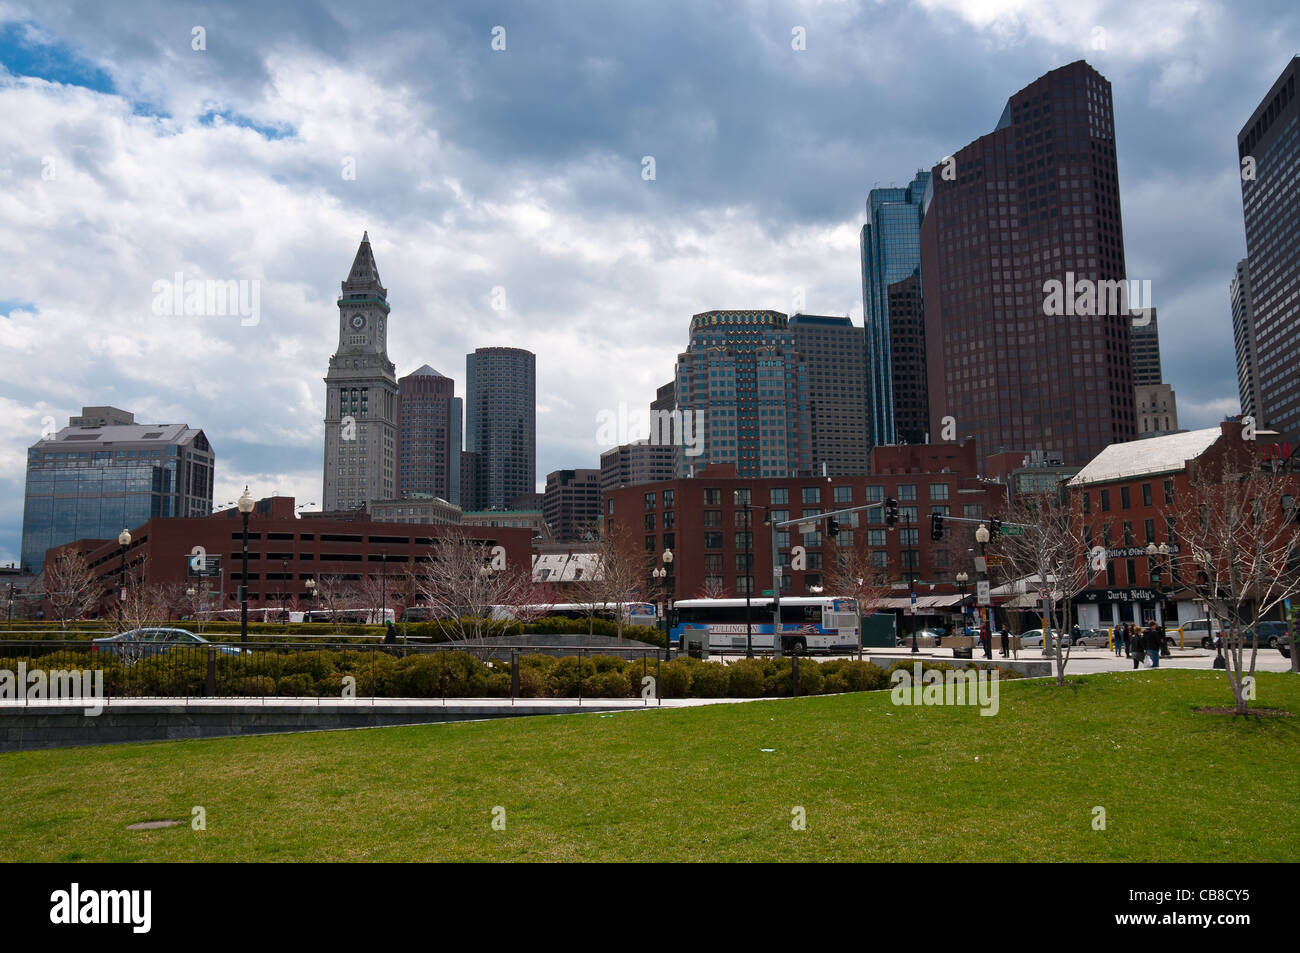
[
  {"left": 885, "top": 497, "right": 899, "bottom": 528},
  {"left": 930, "top": 512, "right": 944, "bottom": 541},
  {"left": 826, "top": 518, "right": 839, "bottom": 538},
  {"left": 988, "top": 518, "right": 1002, "bottom": 537}
]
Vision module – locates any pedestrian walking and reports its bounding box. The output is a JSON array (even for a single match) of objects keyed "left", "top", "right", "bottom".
[
  {"left": 1130, "top": 627, "right": 1144, "bottom": 668},
  {"left": 1145, "top": 619, "right": 1162, "bottom": 668},
  {"left": 383, "top": 619, "right": 397, "bottom": 645},
  {"left": 1113, "top": 622, "right": 1124, "bottom": 656},
  {"left": 980, "top": 619, "right": 992, "bottom": 659},
  {"left": 999, "top": 623, "right": 1011, "bottom": 658},
  {"left": 1071, "top": 623, "right": 1081, "bottom": 649},
  {"left": 1121, "top": 621, "right": 1131, "bottom": 658}
]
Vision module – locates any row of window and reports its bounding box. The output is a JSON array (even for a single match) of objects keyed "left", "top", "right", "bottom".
[
  {"left": 1081, "top": 479, "right": 1174, "bottom": 513},
  {"left": 641, "top": 483, "right": 954, "bottom": 509}
]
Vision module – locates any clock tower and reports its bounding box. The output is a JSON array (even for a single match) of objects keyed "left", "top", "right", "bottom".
[{"left": 322, "top": 232, "right": 398, "bottom": 511}]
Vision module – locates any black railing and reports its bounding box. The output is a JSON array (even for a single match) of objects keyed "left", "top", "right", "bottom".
[{"left": 0, "top": 640, "right": 663, "bottom": 702}]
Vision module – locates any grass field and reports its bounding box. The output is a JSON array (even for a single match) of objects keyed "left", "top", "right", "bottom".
[{"left": 1, "top": 669, "right": 1297, "bottom": 862}]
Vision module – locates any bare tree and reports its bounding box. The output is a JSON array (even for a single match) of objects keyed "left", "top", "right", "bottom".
[
  {"left": 119, "top": 558, "right": 170, "bottom": 633},
  {"left": 695, "top": 576, "right": 728, "bottom": 599},
  {"left": 572, "top": 521, "right": 648, "bottom": 642},
  {"left": 42, "top": 551, "right": 103, "bottom": 630},
  {"left": 1166, "top": 456, "right": 1300, "bottom": 712},
  {"left": 314, "top": 574, "right": 359, "bottom": 632},
  {"left": 415, "top": 528, "right": 533, "bottom": 645},
  {"left": 827, "top": 540, "right": 893, "bottom": 617},
  {"left": 989, "top": 491, "right": 1092, "bottom": 686}
]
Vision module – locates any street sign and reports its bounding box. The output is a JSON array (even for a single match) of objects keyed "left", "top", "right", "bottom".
[
  {"left": 762, "top": 589, "right": 773, "bottom": 596},
  {"left": 1000, "top": 525, "right": 1025, "bottom": 536},
  {"left": 985, "top": 556, "right": 1003, "bottom": 566},
  {"left": 977, "top": 580, "right": 991, "bottom": 605},
  {"left": 973, "top": 556, "right": 987, "bottom": 574}
]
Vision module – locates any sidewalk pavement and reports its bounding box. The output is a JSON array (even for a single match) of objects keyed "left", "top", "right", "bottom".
[{"left": 858, "top": 646, "right": 1296, "bottom": 673}]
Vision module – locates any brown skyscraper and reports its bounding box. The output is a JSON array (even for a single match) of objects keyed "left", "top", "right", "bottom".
[{"left": 922, "top": 61, "right": 1137, "bottom": 466}]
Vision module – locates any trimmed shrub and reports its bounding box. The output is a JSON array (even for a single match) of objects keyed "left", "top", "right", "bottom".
[
  {"left": 657, "top": 659, "right": 692, "bottom": 698},
  {"left": 276, "top": 672, "right": 314, "bottom": 696},
  {"left": 727, "top": 658, "right": 767, "bottom": 697},
  {"left": 688, "top": 663, "right": 730, "bottom": 698},
  {"left": 837, "top": 660, "right": 890, "bottom": 692},
  {"left": 582, "top": 670, "right": 632, "bottom": 698}
]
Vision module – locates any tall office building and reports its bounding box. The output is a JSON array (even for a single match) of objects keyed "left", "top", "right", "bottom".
[
  {"left": 21, "top": 407, "right": 214, "bottom": 572},
  {"left": 1236, "top": 56, "right": 1300, "bottom": 442},
  {"left": 861, "top": 171, "right": 930, "bottom": 448},
  {"left": 464, "top": 347, "right": 536, "bottom": 511},
  {"left": 885, "top": 275, "right": 929, "bottom": 444},
  {"left": 1129, "top": 309, "right": 1162, "bottom": 386},
  {"left": 922, "top": 60, "right": 1137, "bottom": 466},
  {"left": 542, "top": 468, "right": 602, "bottom": 542},
  {"left": 1231, "top": 259, "right": 1263, "bottom": 421},
  {"left": 651, "top": 381, "right": 675, "bottom": 415},
  {"left": 397, "top": 365, "right": 462, "bottom": 505},
  {"left": 675, "top": 310, "right": 811, "bottom": 479},
  {"left": 322, "top": 233, "right": 398, "bottom": 510},
  {"left": 599, "top": 442, "right": 675, "bottom": 492},
  {"left": 788, "top": 314, "right": 869, "bottom": 473}
]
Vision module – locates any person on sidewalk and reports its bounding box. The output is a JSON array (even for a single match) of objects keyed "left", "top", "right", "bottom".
[
  {"left": 999, "top": 623, "right": 1011, "bottom": 658},
  {"left": 980, "top": 620, "right": 992, "bottom": 659},
  {"left": 1130, "top": 627, "right": 1144, "bottom": 669},
  {"left": 1145, "top": 619, "right": 1162, "bottom": 668},
  {"left": 1113, "top": 623, "right": 1124, "bottom": 657}
]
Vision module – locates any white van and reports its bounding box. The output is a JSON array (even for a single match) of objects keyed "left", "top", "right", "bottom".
[{"left": 1177, "top": 618, "right": 1221, "bottom": 649}]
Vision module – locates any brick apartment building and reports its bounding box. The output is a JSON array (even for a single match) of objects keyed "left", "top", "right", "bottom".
[
  {"left": 604, "top": 440, "right": 1006, "bottom": 609},
  {"left": 46, "top": 496, "right": 533, "bottom": 620},
  {"left": 1065, "top": 419, "right": 1299, "bottom": 630}
]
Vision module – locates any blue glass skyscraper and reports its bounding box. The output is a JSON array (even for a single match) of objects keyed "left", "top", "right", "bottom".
[{"left": 861, "top": 170, "right": 930, "bottom": 448}]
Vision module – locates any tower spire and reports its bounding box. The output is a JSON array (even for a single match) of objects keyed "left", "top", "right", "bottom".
[{"left": 342, "top": 232, "right": 385, "bottom": 297}]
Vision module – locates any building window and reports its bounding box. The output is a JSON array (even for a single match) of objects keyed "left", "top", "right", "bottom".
[
  {"left": 704, "top": 488, "right": 721, "bottom": 505},
  {"left": 868, "top": 529, "right": 886, "bottom": 547},
  {"left": 1082, "top": 492, "right": 1090, "bottom": 514},
  {"left": 705, "top": 575, "right": 724, "bottom": 593},
  {"left": 929, "top": 483, "right": 949, "bottom": 501},
  {"left": 703, "top": 510, "right": 721, "bottom": 526},
  {"left": 644, "top": 492, "right": 656, "bottom": 509},
  {"left": 900, "top": 528, "right": 919, "bottom": 545},
  {"left": 1141, "top": 483, "right": 1152, "bottom": 507},
  {"left": 801, "top": 487, "right": 820, "bottom": 504},
  {"left": 1120, "top": 486, "right": 1131, "bottom": 509},
  {"left": 734, "top": 532, "right": 752, "bottom": 550},
  {"left": 900, "top": 506, "right": 918, "bottom": 524},
  {"left": 704, "top": 532, "right": 722, "bottom": 549},
  {"left": 645, "top": 535, "right": 656, "bottom": 552},
  {"left": 704, "top": 554, "right": 723, "bottom": 573},
  {"left": 933, "top": 549, "right": 950, "bottom": 568},
  {"left": 865, "top": 485, "right": 883, "bottom": 502},
  {"left": 901, "top": 550, "right": 919, "bottom": 570},
  {"left": 962, "top": 504, "right": 983, "bottom": 520},
  {"left": 644, "top": 513, "right": 656, "bottom": 530},
  {"left": 1164, "top": 480, "right": 1174, "bottom": 504},
  {"left": 1126, "top": 558, "right": 1136, "bottom": 585},
  {"left": 1100, "top": 489, "right": 1110, "bottom": 511},
  {"left": 663, "top": 489, "right": 675, "bottom": 507},
  {"left": 770, "top": 488, "right": 789, "bottom": 505},
  {"left": 734, "top": 488, "right": 752, "bottom": 505},
  {"left": 898, "top": 484, "right": 917, "bottom": 501},
  {"left": 930, "top": 505, "right": 950, "bottom": 516},
  {"left": 833, "top": 486, "right": 852, "bottom": 504},
  {"left": 1123, "top": 521, "right": 1133, "bottom": 546},
  {"left": 1144, "top": 518, "right": 1155, "bottom": 543},
  {"left": 869, "top": 551, "right": 887, "bottom": 568},
  {"left": 735, "top": 553, "right": 753, "bottom": 572},
  {"left": 663, "top": 511, "right": 675, "bottom": 529},
  {"left": 736, "top": 576, "right": 754, "bottom": 595},
  {"left": 806, "top": 552, "right": 823, "bottom": 570},
  {"left": 734, "top": 509, "right": 751, "bottom": 528}
]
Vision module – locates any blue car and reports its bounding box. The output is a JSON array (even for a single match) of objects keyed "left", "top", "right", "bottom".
[{"left": 92, "top": 627, "right": 249, "bottom": 663}]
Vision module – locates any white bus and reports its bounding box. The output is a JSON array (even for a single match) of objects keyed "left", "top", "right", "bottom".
[
  {"left": 670, "top": 597, "right": 860, "bottom": 654},
  {"left": 489, "top": 602, "right": 659, "bottom": 628}
]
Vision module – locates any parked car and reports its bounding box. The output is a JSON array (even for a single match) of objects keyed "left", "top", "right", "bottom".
[
  {"left": 1175, "top": 619, "right": 1222, "bottom": 649},
  {"left": 897, "top": 628, "right": 945, "bottom": 647},
  {"left": 1247, "top": 621, "right": 1289, "bottom": 648},
  {"left": 92, "top": 627, "right": 249, "bottom": 663},
  {"left": 1019, "top": 629, "right": 1065, "bottom": 648},
  {"left": 1073, "top": 628, "right": 1111, "bottom": 647}
]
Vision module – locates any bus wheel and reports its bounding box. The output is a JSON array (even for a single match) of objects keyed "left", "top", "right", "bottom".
[{"left": 792, "top": 637, "right": 807, "bottom": 655}]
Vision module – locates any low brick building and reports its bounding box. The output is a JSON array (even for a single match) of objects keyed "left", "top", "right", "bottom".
[
  {"left": 46, "top": 495, "right": 532, "bottom": 620},
  {"left": 604, "top": 440, "right": 1006, "bottom": 606}
]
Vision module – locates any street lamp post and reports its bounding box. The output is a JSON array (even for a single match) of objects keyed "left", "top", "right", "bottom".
[
  {"left": 305, "top": 577, "right": 316, "bottom": 623},
  {"left": 116, "top": 528, "right": 131, "bottom": 631},
  {"left": 237, "top": 487, "right": 255, "bottom": 645},
  {"left": 662, "top": 548, "right": 674, "bottom": 660},
  {"left": 956, "top": 571, "right": 969, "bottom": 637}
]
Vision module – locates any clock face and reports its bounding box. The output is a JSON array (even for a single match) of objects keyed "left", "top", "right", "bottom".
[{"left": 350, "top": 314, "right": 366, "bottom": 330}]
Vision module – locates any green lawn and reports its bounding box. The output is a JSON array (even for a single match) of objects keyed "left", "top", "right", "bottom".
[{"left": 2, "top": 670, "right": 1296, "bottom": 862}]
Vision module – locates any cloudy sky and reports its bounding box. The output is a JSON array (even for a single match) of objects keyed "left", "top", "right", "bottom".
[{"left": 1, "top": 0, "right": 1296, "bottom": 565}]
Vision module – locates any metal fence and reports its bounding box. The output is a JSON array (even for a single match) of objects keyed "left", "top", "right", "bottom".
[{"left": 0, "top": 640, "right": 665, "bottom": 702}]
